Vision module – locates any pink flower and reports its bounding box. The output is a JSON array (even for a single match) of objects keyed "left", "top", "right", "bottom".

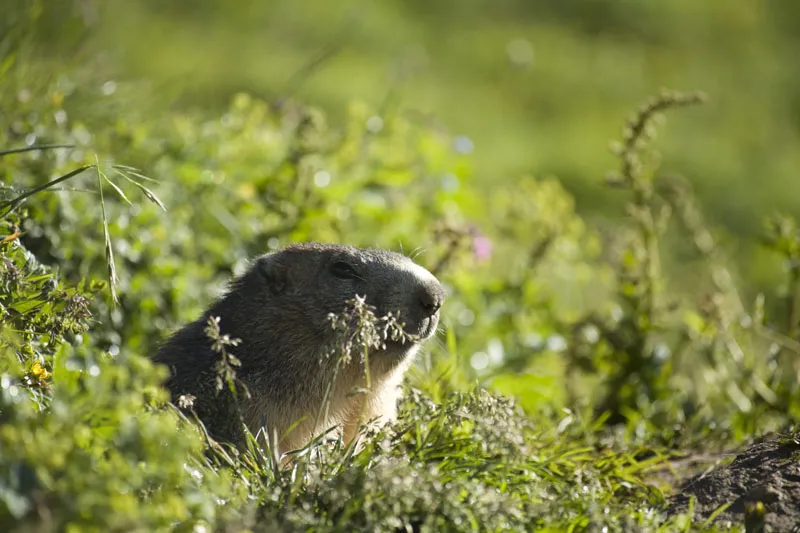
[{"left": 472, "top": 235, "right": 493, "bottom": 262}]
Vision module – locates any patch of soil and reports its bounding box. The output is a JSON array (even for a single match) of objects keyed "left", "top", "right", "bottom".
[{"left": 666, "top": 432, "right": 800, "bottom": 531}]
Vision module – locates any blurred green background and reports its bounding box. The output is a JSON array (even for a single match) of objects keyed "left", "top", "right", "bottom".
[
  {"left": 10, "top": 0, "right": 800, "bottom": 295},
  {"left": 5, "top": 4, "right": 800, "bottom": 528}
]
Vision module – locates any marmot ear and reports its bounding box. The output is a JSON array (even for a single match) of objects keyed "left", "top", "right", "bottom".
[{"left": 257, "top": 254, "right": 288, "bottom": 295}]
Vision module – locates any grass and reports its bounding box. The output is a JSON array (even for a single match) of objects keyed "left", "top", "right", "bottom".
[
  {"left": 1, "top": 85, "right": 789, "bottom": 531},
  {"left": 2, "top": 4, "right": 799, "bottom": 528}
]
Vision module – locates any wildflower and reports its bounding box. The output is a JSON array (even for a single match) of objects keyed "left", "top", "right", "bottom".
[{"left": 472, "top": 234, "right": 493, "bottom": 262}]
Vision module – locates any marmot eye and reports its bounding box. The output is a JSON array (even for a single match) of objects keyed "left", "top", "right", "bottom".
[{"left": 330, "top": 261, "right": 359, "bottom": 280}]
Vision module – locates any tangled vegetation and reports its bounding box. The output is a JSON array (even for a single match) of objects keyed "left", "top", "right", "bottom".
[{"left": 3, "top": 4, "right": 800, "bottom": 532}]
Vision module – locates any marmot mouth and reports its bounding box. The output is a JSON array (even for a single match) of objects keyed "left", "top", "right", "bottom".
[
  {"left": 420, "top": 317, "right": 438, "bottom": 339},
  {"left": 404, "top": 316, "right": 438, "bottom": 341}
]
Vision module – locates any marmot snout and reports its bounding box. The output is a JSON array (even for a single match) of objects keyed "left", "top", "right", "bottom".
[{"left": 154, "top": 242, "right": 445, "bottom": 454}]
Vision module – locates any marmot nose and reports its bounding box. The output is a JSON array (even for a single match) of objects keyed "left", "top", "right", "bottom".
[{"left": 418, "top": 281, "right": 445, "bottom": 317}]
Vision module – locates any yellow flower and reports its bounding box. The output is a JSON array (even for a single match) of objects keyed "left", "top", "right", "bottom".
[{"left": 30, "top": 361, "right": 51, "bottom": 381}]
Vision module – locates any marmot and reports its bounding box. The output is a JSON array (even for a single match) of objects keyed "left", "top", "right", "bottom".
[{"left": 154, "top": 242, "right": 445, "bottom": 455}]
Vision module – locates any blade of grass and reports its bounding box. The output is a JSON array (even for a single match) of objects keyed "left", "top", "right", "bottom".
[
  {"left": 100, "top": 171, "right": 133, "bottom": 206},
  {"left": 0, "top": 144, "right": 75, "bottom": 157},
  {"left": 701, "top": 501, "right": 731, "bottom": 528},
  {"left": 111, "top": 167, "right": 166, "bottom": 211},
  {"left": 0, "top": 164, "right": 93, "bottom": 217},
  {"left": 95, "top": 155, "right": 119, "bottom": 305},
  {"left": 39, "top": 188, "right": 98, "bottom": 194},
  {"left": 112, "top": 164, "right": 160, "bottom": 183}
]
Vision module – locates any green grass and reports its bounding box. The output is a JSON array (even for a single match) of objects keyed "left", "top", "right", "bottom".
[{"left": 1, "top": 2, "right": 798, "bottom": 531}]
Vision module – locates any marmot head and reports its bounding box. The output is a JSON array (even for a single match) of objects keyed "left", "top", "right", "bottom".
[{"left": 221, "top": 242, "right": 445, "bottom": 367}]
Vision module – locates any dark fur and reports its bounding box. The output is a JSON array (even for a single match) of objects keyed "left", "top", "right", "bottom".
[{"left": 153, "top": 243, "right": 445, "bottom": 453}]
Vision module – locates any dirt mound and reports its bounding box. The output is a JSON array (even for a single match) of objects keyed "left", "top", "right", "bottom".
[{"left": 666, "top": 433, "right": 800, "bottom": 531}]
